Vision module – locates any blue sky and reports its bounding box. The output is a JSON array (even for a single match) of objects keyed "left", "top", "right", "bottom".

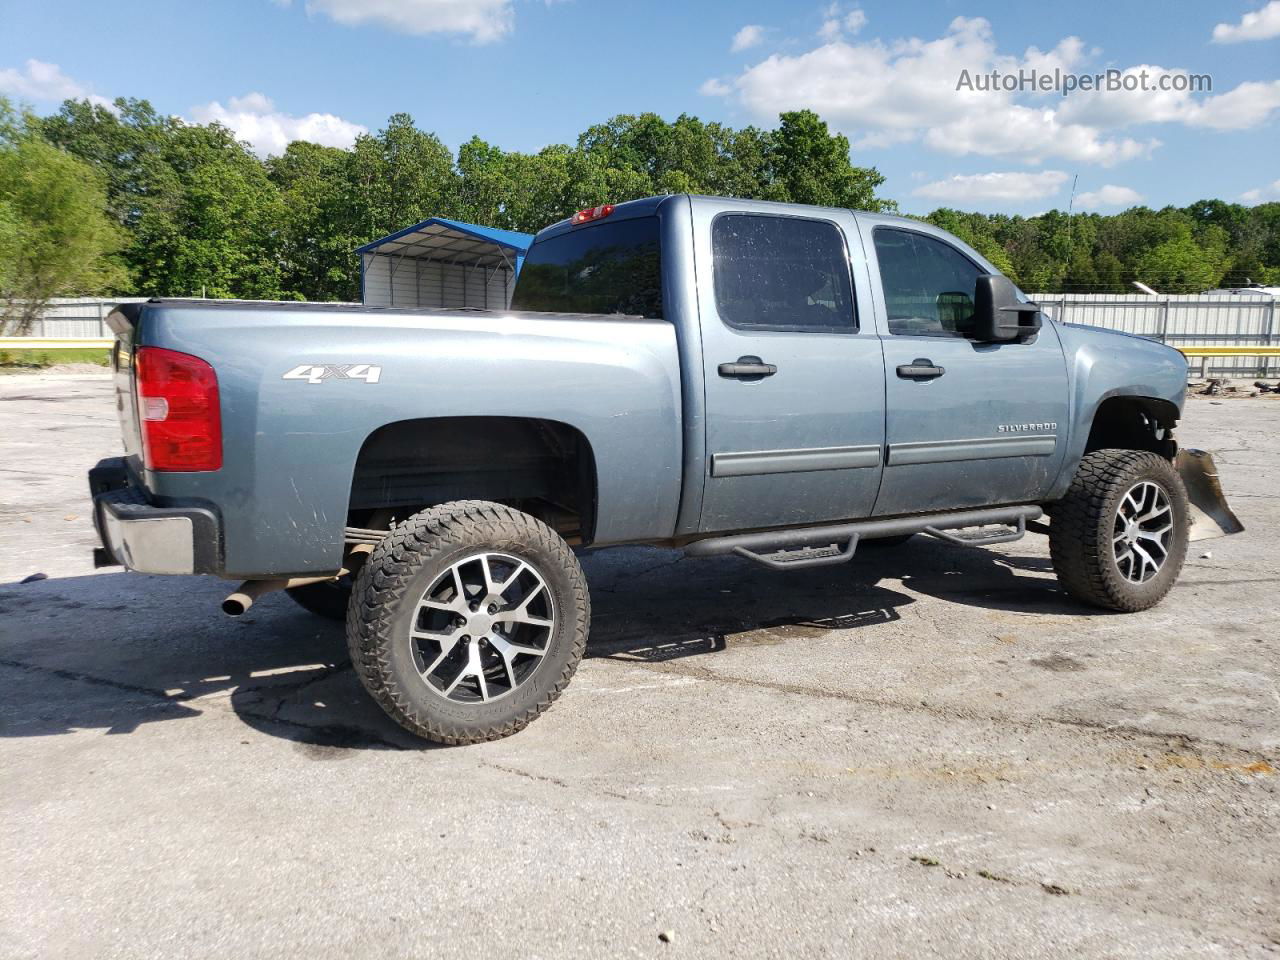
[{"left": 2, "top": 0, "right": 1278, "bottom": 215}]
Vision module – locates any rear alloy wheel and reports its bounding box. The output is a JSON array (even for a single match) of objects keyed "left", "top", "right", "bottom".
[
  {"left": 1049, "top": 449, "right": 1189, "bottom": 612},
  {"left": 347, "top": 501, "right": 589, "bottom": 744},
  {"left": 412, "top": 552, "right": 556, "bottom": 704}
]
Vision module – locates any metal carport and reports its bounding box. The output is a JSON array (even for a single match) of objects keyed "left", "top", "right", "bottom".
[{"left": 357, "top": 218, "right": 533, "bottom": 310}]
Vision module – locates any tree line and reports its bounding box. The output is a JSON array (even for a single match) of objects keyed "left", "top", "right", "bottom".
[{"left": 3, "top": 94, "right": 1278, "bottom": 332}]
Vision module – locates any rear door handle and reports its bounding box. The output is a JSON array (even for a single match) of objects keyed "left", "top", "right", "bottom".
[
  {"left": 896, "top": 358, "right": 945, "bottom": 380},
  {"left": 718, "top": 356, "right": 777, "bottom": 379}
]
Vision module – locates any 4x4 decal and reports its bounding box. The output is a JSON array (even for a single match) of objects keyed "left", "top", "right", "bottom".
[{"left": 282, "top": 363, "right": 382, "bottom": 384}]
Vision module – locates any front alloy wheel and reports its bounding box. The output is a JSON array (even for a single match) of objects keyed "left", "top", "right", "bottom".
[{"left": 1112, "top": 480, "right": 1175, "bottom": 584}]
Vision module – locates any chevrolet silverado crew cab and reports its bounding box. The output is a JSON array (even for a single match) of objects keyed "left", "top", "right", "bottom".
[{"left": 88, "top": 194, "right": 1243, "bottom": 744}]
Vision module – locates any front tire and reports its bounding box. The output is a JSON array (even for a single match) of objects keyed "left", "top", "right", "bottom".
[
  {"left": 347, "top": 500, "right": 590, "bottom": 744},
  {"left": 1049, "top": 449, "right": 1189, "bottom": 612}
]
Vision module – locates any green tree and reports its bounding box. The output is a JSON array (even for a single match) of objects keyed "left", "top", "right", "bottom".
[
  {"left": 0, "top": 98, "right": 125, "bottom": 333},
  {"left": 766, "top": 110, "right": 891, "bottom": 211},
  {"left": 1134, "top": 217, "right": 1228, "bottom": 292},
  {"left": 39, "top": 97, "right": 284, "bottom": 297},
  {"left": 268, "top": 140, "right": 360, "bottom": 301},
  {"left": 349, "top": 114, "right": 459, "bottom": 238}
]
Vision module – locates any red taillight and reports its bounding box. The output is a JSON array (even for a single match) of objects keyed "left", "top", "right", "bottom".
[
  {"left": 135, "top": 346, "right": 222, "bottom": 472},
  {"left": 571, "top": 203, "right": 614, "bottom": 225}
]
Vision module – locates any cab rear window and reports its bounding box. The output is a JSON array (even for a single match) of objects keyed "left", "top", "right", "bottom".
[{"left": 512, "top": 217, "right": 663, "bottom": 318}]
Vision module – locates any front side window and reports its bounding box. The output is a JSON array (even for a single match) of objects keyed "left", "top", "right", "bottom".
[
  {"left": 511, "top": 216, "right": 663, "bottom": 318},
  {"left": 712, "top": 214, "right": 855, "bottom": 333},
  {"left": 873, "top": 229, "right": 983, "bottom": 337}
]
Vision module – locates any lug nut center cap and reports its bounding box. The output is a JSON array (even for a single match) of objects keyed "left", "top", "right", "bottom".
[{"left": 468, "top": 613, "right": 494, "bottom": 636}]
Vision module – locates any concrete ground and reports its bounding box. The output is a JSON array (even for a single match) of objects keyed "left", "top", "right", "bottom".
[{"left": 1, "top": 373, "right": 1276, "bottom": 960}]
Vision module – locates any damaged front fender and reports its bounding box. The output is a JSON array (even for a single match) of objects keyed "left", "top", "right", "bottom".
[{"left": 1176, "top": 449, "right": 1245, "bottom": 541}]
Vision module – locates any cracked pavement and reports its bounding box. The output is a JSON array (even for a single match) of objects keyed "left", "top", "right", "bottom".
[{"left": 1, "top": 374, "right": 1277, "bottom": 959}]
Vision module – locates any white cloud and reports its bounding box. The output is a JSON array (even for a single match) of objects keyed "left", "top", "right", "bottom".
[
  {"left": 1212, "top": 1, "right": 1280, "bottom": 42},
  {"left": 912, "top": 170, "right": 1069, "bottom": 204},
  {"left": 699, "top": 78, "right": 732, "bottom": 97},
  {"left": 1241, "top": 178, "right": 1280, "bottom": 204},
  {"left": 293, "top": 0, "right": 514, "bottom": 44},
  {"left": 731, "top": 25, "right": 766, "bottom": 53},
  {"left": 0, "top": 59, "right": 113, "bottom": 108},
  {"left": 819, "top": 8, "right": 867, "bottom": 42},
  {"left": 1075, "top": 184, "right": 1144, "bottom": 209},
  {"left": 1185, "top": 79, "right": 1280, "bottom": 130},
  {"left": 1058, "top": 67, "right": 1280, "bottom": 132},
  {"left": 711, "top": 18, "right": 1154, "bottom": 167},
  {"left": 190, "top": 93, "right": 368, "bottom": 157}
]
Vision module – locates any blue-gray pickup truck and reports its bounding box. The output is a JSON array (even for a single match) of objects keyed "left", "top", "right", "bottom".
[{"left": 88, "top": 194, "right": 1242, "bottom": 744}]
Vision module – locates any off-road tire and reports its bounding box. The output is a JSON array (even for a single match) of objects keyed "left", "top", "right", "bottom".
[
  {"left": 1049, "top": 449, "right": 1189, "bottom": 612},
  {"left": 347, "top": 500, "right": 590, "bottom": 744},
  {"left": 286, "top": 579, "right": 352, "bottom": 621}
]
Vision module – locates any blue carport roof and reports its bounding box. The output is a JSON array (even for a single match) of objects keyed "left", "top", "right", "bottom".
[{"left": 356, "top": 217, "right": 533, "bottom": 269}]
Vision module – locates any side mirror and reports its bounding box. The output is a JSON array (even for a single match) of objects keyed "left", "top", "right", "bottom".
[{"left": 972, "top": 274, "right": 1042, "bottom": 342}]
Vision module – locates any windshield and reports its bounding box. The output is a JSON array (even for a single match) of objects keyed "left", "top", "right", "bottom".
[{"left": 511, "top": 216, "right": 663, "bottom": 318}]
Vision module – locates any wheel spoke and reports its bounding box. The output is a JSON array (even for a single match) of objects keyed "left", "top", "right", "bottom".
[
  {"left": 1138, "top": 503, "right": 1170, "bottom": 523},
  {"left": 497, "top": 562, "right": 528, "bottom": 597},
  {"left": 479, "top": 555, "right": 500, "bottom": 596},
  {"left": 1116, "top": 546, "right": 1133, "bottom": 575},
  {"left": 490, "top": 634, "right": 547, "bottom": 660},
  {"left": 1136, "top": 523, "right": 1172, "bottom": 543},
  {"left": 501, "top": 650, "right": 519, "bottom": 689},
  {"left": 413, "top": 628, "right": 463, "bottom": 677},
  {"left": 1131, "top": 542, "right": 1156, "bottom": 581},
  {"left": 496, "top": 582, "right": 549, "bottom": 628},
  {"left": 420, "top": 597, "right": 465, "bottom": 614}
]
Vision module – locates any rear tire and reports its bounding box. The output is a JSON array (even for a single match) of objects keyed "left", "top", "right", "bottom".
[
  {"left": 347, "top": 500, "right": 589, "bottom": 744},
  {"left": 1049, "top": 449, "right": 1189, "bottom": 612},
  {"left": 286, "top": 578, "right": 352, "bottom": 621}
]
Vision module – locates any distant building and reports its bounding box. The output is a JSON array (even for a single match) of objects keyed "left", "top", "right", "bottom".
[{"left": 357, "top": 218, "right": 533, "bottom": 310}]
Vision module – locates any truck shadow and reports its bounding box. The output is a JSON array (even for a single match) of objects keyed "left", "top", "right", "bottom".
[{"left": 0, "top": 539, "right": 1092, "bottom": 750}]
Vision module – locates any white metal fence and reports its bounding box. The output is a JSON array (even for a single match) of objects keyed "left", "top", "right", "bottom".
[
  {"left": 14, "top": 298, "right": 149, "bottom": 338},
  {"left": 1028, "top": 292, "right": 1279, "bottom": 378},
  {"left": 9, "top": 293, "right": 1280, "bottom": 378}
]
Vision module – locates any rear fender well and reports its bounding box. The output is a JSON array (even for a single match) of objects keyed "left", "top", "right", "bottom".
[{"left": 347, "top": 416, "right": 599, "bottom": 542}]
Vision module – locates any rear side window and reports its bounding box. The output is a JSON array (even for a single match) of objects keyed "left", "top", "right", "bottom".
[
  {"left": 712, "top": 214, "right": 855, "bottom": 333},
  {"left": 512, "top": 216, "right": 663, "bottom": 318},
  {"left": 873, "top": 228, "right": 983, "bottom": 338}
]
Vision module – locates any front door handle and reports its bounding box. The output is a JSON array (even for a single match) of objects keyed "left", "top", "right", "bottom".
[
  {"left": 896, "top": 358, "right": 946, "bottom": 380},
  {"left": 719, "top": 356, "right": 777, "bottom": 380}
]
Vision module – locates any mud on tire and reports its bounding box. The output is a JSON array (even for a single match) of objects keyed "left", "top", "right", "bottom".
[
  {"left": 346, "top": 500, "right": 590, "bottom": 744},
  {"left": 1049, "top": 449, "right": 1189, "bottom": 612}
]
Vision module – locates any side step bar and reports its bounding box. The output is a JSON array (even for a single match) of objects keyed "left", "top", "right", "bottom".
[{"left": 684, "top": 505, "right": 1043, "bottom": 571}]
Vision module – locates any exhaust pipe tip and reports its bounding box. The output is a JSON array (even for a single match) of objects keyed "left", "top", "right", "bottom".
[
  {"left": 221, "top": 575, "right": 340, "bottom": 617},
  {"left": 222, "top": 593, "right": 252, "bottom": 617}
]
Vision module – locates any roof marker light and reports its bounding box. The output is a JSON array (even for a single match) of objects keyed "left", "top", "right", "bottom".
[{"left": 571, "top": 204, "right": 614, "bottom": 225}]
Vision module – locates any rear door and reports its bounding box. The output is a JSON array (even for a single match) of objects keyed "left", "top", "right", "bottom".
[
  {"left": 861, "top": 224, "right": 1069, "bottom": 516},
  {"left": 692, "top": 203, "right": 886, "bottom": 532}
]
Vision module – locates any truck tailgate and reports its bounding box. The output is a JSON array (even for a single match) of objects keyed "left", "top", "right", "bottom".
[{"left": 106, "top": 307, "right": 144, "bottom": 467}]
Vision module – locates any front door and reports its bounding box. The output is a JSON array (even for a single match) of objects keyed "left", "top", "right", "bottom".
[
  {"left": 693, "top": 205, "right": 887, "bottom": 532},
  {"left": 861, "top": 224, "right": 1069, "bottom": 516}
]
